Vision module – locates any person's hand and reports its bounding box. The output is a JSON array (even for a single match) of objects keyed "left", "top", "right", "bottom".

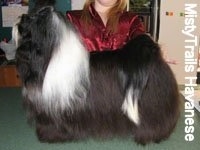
[
  {"left": 165, "top": 58, "right": 178, "bottom": 65},
  {"left": 162, "top": 50, "right": 178, "bottom": 65}
]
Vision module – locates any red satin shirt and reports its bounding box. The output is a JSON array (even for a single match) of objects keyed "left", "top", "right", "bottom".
[{"left": 66, "top": 4, "right": 145, "bottom": 52}]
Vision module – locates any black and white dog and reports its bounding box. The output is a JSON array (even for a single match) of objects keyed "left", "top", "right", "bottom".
[{"left": 13, "top": 6, "right": 180, "bottom": 145}]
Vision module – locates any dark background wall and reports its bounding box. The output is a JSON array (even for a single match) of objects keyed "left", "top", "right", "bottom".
[{"left": 0, "top": 0, "right": 71, "bottom": 41}]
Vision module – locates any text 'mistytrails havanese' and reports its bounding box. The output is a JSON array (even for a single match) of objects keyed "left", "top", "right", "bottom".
[{"left": 13, "top": 6, "right": 180, "bottom": 145}]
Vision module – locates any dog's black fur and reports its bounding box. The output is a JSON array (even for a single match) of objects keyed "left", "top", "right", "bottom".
[{"left": 13, "top": 6, "right": 180, "bottom": 145}]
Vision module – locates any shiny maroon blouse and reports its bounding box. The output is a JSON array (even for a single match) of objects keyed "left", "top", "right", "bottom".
[{"left": 66, "top": 4, "right": 145, "bottom": 52}]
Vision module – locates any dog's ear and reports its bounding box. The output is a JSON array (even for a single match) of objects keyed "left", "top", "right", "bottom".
[
  {"left": 17, "top": 14, "right": 32, "bottom": 35},
  {"left": 36, "top": 6, "right": 54, "bottom": 17}
]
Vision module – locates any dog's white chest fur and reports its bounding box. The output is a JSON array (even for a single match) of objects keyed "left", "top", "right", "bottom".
[{"left": 42, "top": 14, "right": 89, "bottom": 112}]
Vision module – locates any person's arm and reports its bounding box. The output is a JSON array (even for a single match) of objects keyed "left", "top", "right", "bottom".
[{"left": 129, "top": 16, "right": 146, "bottom": 39}]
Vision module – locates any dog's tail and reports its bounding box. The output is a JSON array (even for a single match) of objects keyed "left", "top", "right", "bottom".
[
  {"left": 124, "top": 34, "right": 161, "bottom": 65},
  {"left": 121, "top": 34, "right": 160, "bottom": 125},
  {"left": 122, "top": 34, "right": 180, "bottom": 144}
]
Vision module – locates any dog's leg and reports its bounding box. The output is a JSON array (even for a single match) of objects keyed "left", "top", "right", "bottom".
[
  {"left": 35, "top": 112, "right": 90, "bottom": 143},
  {"left": 36, "top": 123, "right": 72, "bottom": 143},
  {"left": 35, "top": 118, "right": 81, "bottom": 143}
]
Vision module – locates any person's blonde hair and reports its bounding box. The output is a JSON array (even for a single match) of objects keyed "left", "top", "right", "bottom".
[{"left": 81, "top": 0, "right": 127, "bottom": 33}]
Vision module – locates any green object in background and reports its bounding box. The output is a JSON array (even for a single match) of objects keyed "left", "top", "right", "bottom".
[
  {"left": 0, "top": 0, "right": 71, "bottom": 41},
  {"left": 28, "top": 0, "right": 71, "bottom": 14}
]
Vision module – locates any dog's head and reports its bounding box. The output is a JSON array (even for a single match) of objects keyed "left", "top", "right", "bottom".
[
  {"left": 13, "top": 6, "right": 88, "bottom": 88},
  {"left": 14, "top": 6, "right": 65, "bottom": 52},
  {"left": 13, "top": 6, "right": 67, "bottom": 85}
]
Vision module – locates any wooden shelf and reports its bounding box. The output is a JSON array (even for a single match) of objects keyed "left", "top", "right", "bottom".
[{"left": 0, "top": 65, "right": 21, "bottom": 87}]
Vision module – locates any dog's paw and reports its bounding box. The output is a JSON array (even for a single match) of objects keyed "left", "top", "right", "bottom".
[{"left": 36, "top": 125, "right": 74, "bottom": 143}]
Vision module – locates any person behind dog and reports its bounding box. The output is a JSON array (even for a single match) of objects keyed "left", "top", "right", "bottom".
[
  {"left": 66, "top": 0, "right": 177, "bottom": 64},
  {"left": 66, "top": 0, "right": 145, "bottom": 52}
]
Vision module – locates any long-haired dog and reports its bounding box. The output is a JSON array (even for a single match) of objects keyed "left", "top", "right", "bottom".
[{"left": 13, "top": 6, "right": 180, "bottom": 145}]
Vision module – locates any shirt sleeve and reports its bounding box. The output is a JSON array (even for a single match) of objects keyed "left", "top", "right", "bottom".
[
  {"left": 66, "top": 11, "right": 74, "bottom": 23},
  {"left": 129, "top": 16, "right": 146, "bottom": 39}
]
